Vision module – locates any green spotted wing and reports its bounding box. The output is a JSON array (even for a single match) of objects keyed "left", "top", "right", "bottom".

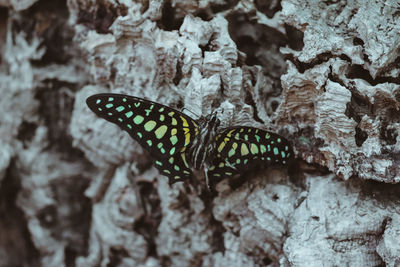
[
  {"left": 207, "top": 126, "right": 293, "bottom": 185},
  {"left": 86, "top": 93, "right": 199, "bottom": 184}
]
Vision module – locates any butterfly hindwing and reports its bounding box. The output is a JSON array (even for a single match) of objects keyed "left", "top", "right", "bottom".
[
  {"left": 152, "top": 152, "right": 193, "bottom": 184},
  {"left": 86, "top": 94, "right": 199, "bottom": 181},
  {"left": 207, "top": 127, "right": 293, "bottom": 183}
]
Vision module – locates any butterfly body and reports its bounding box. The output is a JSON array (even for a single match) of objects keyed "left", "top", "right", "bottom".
[
  {"left": 86, "top": 93, "right": 293, "bottom": 186},
  {"left": 186, "top": 113, "right": 220, "bottom": 170}
]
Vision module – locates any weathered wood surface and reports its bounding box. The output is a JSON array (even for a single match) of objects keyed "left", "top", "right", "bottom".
[{"left": 0, "top": 0, "right": 399, "bottom": 266}]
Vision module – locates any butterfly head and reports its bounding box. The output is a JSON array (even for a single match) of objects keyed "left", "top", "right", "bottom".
[{"left": 204, "top": 112, "right": 220, "bottom": 130}]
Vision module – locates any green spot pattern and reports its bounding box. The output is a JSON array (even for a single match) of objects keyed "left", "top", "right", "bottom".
[
  {"left": 116, "top": 106, "right": 125, "bottom": 112},
  {"left": 86, "top": 94, "right": 293, "bottom": 186},
  {"left": 134, "top": 115, "right": 144, "bottom": 124}
]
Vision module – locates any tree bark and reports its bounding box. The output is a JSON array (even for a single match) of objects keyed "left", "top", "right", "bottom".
[{"left": 0, "top": 0, "right": 399, "bottom": 266}]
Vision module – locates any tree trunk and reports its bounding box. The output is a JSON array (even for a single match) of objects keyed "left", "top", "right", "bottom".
[{"left": 0, "top": 0, "right": 399, "bottom": 266}]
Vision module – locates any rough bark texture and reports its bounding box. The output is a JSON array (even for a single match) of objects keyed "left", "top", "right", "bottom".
[{"left": 1, "top": 0, "right": 400, "bottom": 266}]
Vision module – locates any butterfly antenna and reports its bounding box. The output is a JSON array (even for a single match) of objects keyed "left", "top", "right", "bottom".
[{"left": 182, "top": 107, "right": 201, "bottom": 119}]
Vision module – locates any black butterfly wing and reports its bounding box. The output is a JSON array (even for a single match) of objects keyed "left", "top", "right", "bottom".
[
  {"left": 152, "top": 151, "right": 193, "bottom": 184},
  {"left": 86, "top": 93, "right": 199, "bottom": 184},
  {"left": 207, "top": 126, "right": 293, "bottom": 184}
]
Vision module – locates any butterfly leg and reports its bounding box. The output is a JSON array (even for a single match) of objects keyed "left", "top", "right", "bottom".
[
  {"left": 224, "top": 158, "right": 237, "bottom": 170},
  {"left": 128, "top": 167, "right": 147, "bottom": 215},
  {"left": 204, "top": 165, "right": 212, "bottom": 190}
]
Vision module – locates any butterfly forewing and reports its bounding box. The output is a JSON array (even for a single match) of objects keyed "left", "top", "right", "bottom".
[
  {"left": 86, "top": 93, "right": 199, "bottom": 182},
  {"left": 207, "top": 127, "right": 293, "bottom": 183}
]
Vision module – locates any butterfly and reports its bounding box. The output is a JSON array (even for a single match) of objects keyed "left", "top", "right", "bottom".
[{"left": 86, "top": 93, "right": 293, "bottom": 187}]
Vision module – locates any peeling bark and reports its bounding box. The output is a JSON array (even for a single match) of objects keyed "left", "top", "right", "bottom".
[{"left": 1, "top": 0, "right": 400, "bottom": 266}]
